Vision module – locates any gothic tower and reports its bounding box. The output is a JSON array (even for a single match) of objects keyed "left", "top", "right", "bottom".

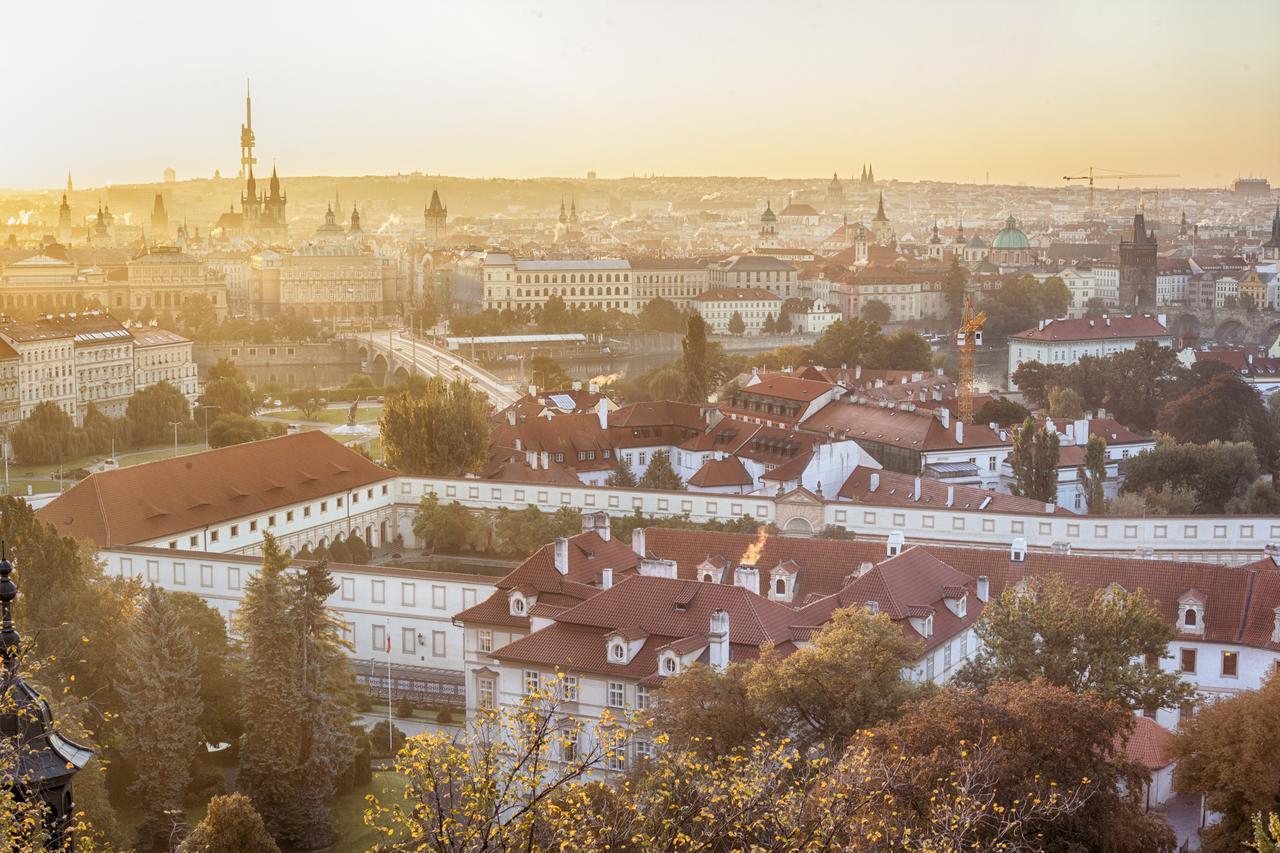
[
  {"left": 57, "top": 194, "right": 71, "bottom": 243},
  {"left": 424, "top": 189, "right": 447, "bottom": 248},
  {"left": 240, "top": 79, "right": 256, "bottom": 180},
  {"left": 150, "top": 193, "right": 168, "bottom": 236},
  {"left": 1118, "top": 211, "right": 1157, "bottom": 310},
  {"left": 757, "top": 201, "right": 779, "bottom": 249}
]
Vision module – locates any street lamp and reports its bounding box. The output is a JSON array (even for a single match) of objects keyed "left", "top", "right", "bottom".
[
  {"left": 196, "top": 404, "right": 219, "bottom": 449},
  {"left": 168, "top": 421, "right": 181, "bottom": 458}
]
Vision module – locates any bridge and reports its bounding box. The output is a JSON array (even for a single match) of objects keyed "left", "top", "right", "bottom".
[
  {"left": 353, "top": 330, "right": 521, "bottom": 409},
  {"left": 1165, "top": 307, "right": 1280, "bottom": 346}
]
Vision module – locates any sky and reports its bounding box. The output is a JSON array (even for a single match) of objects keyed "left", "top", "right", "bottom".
[{"left": 3, "top": 0, "right": 1278, "bottom": 190}]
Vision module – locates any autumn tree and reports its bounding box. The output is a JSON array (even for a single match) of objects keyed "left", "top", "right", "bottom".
[
  {"left": 1172, "top": 671, "right": 1280, "bottom": 853},
  {"left": 1077, "top": 434, "right": 1108, "bottom": 513},
  {"left": 957, "top": 573, "right": 1195, "bottom": 713},
  {"left": 638, "top": 450, "right": 682, "bottom": 490},
  {"left": 1048, "top": 386, "right": 1084, "bottom": 419},
  {"left": 380, "top": 376, "right": 491, "bottom": 475},
  {"left": 643, "top": 662, "right": 766, "bottom": 757},
  {"left": 118, "top": 586, "right": 204, "bottom": 852},
  {"left": 1008, "top": 417, "right": 1060, "bottom": 503},
  {"left": 744, "top": 605, "right": 922, "bottom": 748},
  {"left": 178, "top": 794, "right": 280, "bottom": 853},
  {"left": 1159, "top": 372, "right": 1279, "bottom": 470}
]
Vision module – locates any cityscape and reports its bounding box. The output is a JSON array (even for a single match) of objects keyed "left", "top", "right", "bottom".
[{"left": 1, "top": 1, "right": 1279, "bottom": 851}]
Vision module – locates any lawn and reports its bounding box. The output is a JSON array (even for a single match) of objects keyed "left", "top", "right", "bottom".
[
  {"left": 263, "top": 406, "right": 383, "bottom": 425},
  {"left": 6, "top": 442, "right": 207, "bottom": 494},
  {"left": 331, "top": 770, "right": 408, "bottom": 851}
]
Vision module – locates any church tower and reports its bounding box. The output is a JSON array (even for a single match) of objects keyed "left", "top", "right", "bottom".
[
  {"left": 1119, "top": 210, "right": 1157, "bottom": 309},
  {"left": 424, "top": 189, "right": 447, "bottom": 248},
  {"left": 348, "top": 204, "right": 363, "bottom": 245},
  {"left": 57, "top": 194, "right": 72, "bottom": 243},
  {"left": 240, "top": 80, "right": 256, "bottom": 180},
  {"left": 1262, "top": 204, "right": 1280, "bottom": 266},
  {"left": 871, "top": 192, "right": 893, "bottom": 245},
  {"left": 757, "top": 201, "right": 779, "bottom": 249},
  {"left": 151, "top": 193, "right": 168, "bottom": 237}
]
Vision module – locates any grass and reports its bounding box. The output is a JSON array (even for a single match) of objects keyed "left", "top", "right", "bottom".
[
  {"left": 263, "top": 406, "right": 383, "bottom": 425},
  {"left": 330, "top": 770, "right": 407, "bottom": 851},
  {"left": 6, "top": 442, "right": 208, "bottom": 494}
]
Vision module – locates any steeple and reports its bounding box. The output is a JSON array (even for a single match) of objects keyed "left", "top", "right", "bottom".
[
  {"left": 867, "top": 163, "right": 875, "bottom": 183},
  {"left": 873, "top": 191, "right": 887, "bottom": 222},
  {"left": 1179, "top": 210, "right": 1187, "bottom": 238},
  {"left": 570, "top": 197, "right": 578, "bottom": 224},
  {"left": 558, "top": 198, "right": 567, "bottom": 224},
  {"left": 350, "top": 204, "right": 361, "bottom": 232},
  {"left": 860, "top": 163, "right": 866, "bottom": 182},
  {"left": 270, "top": 164, "right": 281, "bottom": 198},
  {"left": 66, "top": 171, "right": 73, "bottom": 195},
  {"left": 240, "top": 78, "right": 256, "bottom": 180}
]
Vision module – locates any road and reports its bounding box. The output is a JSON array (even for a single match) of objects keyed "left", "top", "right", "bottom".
[{"left": 357, "top": 331, "right": 521, "bottom": 409}]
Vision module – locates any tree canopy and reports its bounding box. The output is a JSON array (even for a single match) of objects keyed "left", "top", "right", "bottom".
[{"left": 379, "top": 376, "right": 491, "bottom": 475}]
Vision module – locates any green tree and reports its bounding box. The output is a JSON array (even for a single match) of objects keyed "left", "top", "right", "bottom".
[
  {"left": 327, "top": 538, "right": 353, "bottom": 564},
  {"left": 882, "top": 328, "right": 932, "bottom": 370},
  {"left": 974, "top": 397, "right": 1030, "bottom": 428},
  {"left": 536, "top": 294, "right": 571, "bottom": 332},
  {"left": 943, "top": 254, "right": 968, "bottom": 323},
  {"left": 1010, "top": 360, "right": 1072, "bottom": 410},
  {"left": 744, "top": 606, "right": 922, "bottom": 748},
  {"left": 346, "top": 533, "right": 371, "bottom": 564},
  {"left": 681, "top": 314, "right": 712, "bottom": 403},
  {"left": 118, "top": 586, "right": 204, "bottom": 852},
  {"left": 1048, "top": 386, "right": 1083, "bottom": 420},
  {"left": 200, "top": 375, "right": 257, "bottom": 418},
  {"left": 1084, "top": 296, "right": 1107, "bottom": 319},
  {"left": 727, "top": 311, "right": 746, "bottom": 335},
  {"left": 860, "top": 299, "right": 891, "bottom": 325},
  {"left": 1077, "top": 434, "right": 1107, "bottom": 513},
  {"left": 126, "top": 382, "right": 191, "bottom": 446},
  {"left": 208, "top": 413, "right": 283, "bottom": 448},
  {"left": 206, "top": 357, "right": 245, "bottom": 383},
  {"left": 636, "top": 297, "right": 685, "bottom": 333},
  {"left": 1160, "top": 372, "right": 1279, "bottom": 470},
  {"left": 1107, "top": 484, "right": 1199, "bottom": 516},
  {"left": 811, "top": 317, "right": 885, "bottom": 369},
  {"left": 1242, "top": 480, "right": 1280, "bottom": 514},
  {"left": 1122, "top": 440, "right": 1259, "bottom": 514},
  {"left": 178, "top": 794, "right": 280, "bottom": 853},
  {"left": 644, "top": 663, "right": 765, "bottom": 757},
  {"left": 646, "top": 365, "right": 686, "bottom": 401},
  {"left": 1008, "top": 417, "right": 1060, "bottom": 503},
  {"left": 957, "top": 573, "right": 1196, "bottom": 713},
  {"left": 638, "top": 450, "right": 682, "bottom": 490},
  {"left": 237, "top": 534, "right": 354, "bottom": 846},
  {"left": 529, "top": 355, "right": 571, "bottom": 390},
  {"left": 761, "top": 312, "right": 776, "bottom": 335},
  {"left": 412, "top": 495, "right": 475, "bottom": 553},
  {"left": 604, "top": 455, "right": 637, "bottom": 487},
  {"left": 164, "top": 591, "right": 241, "bottom": 747},
  {"left": 178, "top": 293, "right": 218, "bottom": 339},
  {"left": 380, "top": 376, "right": 491, "bottom": 475},
  {"left": 10, "top": 400, "right": 83, "bottom": 465},
  {"left": 1172, "top": 672, "right": 1280, "bottom": 853}
]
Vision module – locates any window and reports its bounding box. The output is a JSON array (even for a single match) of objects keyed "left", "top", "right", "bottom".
[
  {"left": 463, "top": 588, "right": 477, "bottom": 609},
  {"left": 200, "top": 564, "right": 213, "bottom": 588},
  {"left": 926, "top": 654, "right": 935, "bottom": 680},
  {"left": 321, "top": 501, "right": 328, "bottom": 512},
  {"left": 341, "top": 577, "right": 355, "bottom": 600},
  {"left": 663, "top": 656, "right": 677, "bottom": 674},
  {"left": 432, "top": 585, "right": 446, "bottom": 609},
  {"left": 146, "top": 560, "right": 159, "bottom": 582},
  {"left": 342, "top": 622, "right": 354, "bottom": 645},
  {"left": 478, "top": 677, "right": 495, "bottom": 709},
  {"left": 479, "top": 629, "right": 493, "bottom": 653},
  {"left": 512, "top": 596, "right": 525, "bottom": 615},
  {"left": 401, "top": 583, "right": 416, "bottom": 607},
  {"left": 944, "top": 642, "right": 952, "bottom": 670},
  {"left": 229, "top": 524, "right": 239, "bottom": 538},
  {"left": 209, "top": 530, "right": 220, "bottom": 543},
  {"left": 636, "top": 684, "right": 650, "bottom": 710},
  {"left": 1179, "top": 700, "right": 1196, "bottom": 727},
  {"left": 173, "top": 562, "right": 186, "bottom": 585},
  {"left": 524, "top": 670, "right": 540, "bottom": 695},
  {"left": 607, "top": 750, "right": 626, "bottom": 772},
  {"left": 634, "top": 739, "right": 654, "bottom": 761},
  {"left": 1222, "top": 651, "right": 1238, "bottom": 678},
  {"left": 286, "top": 511, "right": 294, "bottom": 523},
  {"left": 560, "top": 730, "right": 578, "bottom": 762},
  {"left": 228, "top": 567, "right": 241, "bottom": 590},
  {"left": 303, "top": 506, "right": 311, "bottom": 518},
  {"left": 268, "top": 515, "right": 276, "bottom": 527},
  {"left": 1180, "top": 648, "right": 1197, "bottom": 674},
  {"left": 372, "top": 580, "right": 385, "bottom": 604},
  {"left": 959, "top": 630, "right": 968, "bottom": 658},
  {"left": 607, "top": 681, "right": 625, "bottom": 708},
  {"left": 1184, "top": 608, "right": 1197, "bottom": 628},
  {"left": 402, "top": 627, "right": 416, "bottom": 654},
  {"left": 372, "top": 624, "right": 386, "bottom": 653},
  {"left": 562, "top": 674, "right": 578, "bottom": 701},
  {"left": 249, "top": 520, "right": 257, "bottom": 532},
  {"left": 610, "top": 642, "right": 625, "bottom": 662},
  {"left": 432, "top": 631, "right": 446, "bottom": 657}
]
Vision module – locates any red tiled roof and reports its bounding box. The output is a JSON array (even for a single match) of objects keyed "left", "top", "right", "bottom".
[
  {"left": 836, "top": 467, "right": 1066, "bottom": 515},
  {"left": 1119, "top": 716, "right": 1176, "bottom": 770},
  {"left": 801, "top": 400, "right": 1007, "bottom": 452},
  {"left": 687, "top": 456, "right": 753, "bottom": 488},
  {"left": 1010, "top": 315, "right": 1170, "bottom": 342},
  {"left": 739, "top": 372, "right": 836, "bottom": 403}
]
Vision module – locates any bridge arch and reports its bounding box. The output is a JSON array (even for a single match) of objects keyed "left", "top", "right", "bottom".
[
  {"left": 1168, "top": 313, "right": 1200, "bottom": 342},
  {"left": 1215, "top": 319, "right": 1247, "bottom": 342},
  {"left": 1262, "top": 321, "right": 1280, "bottom": 348}
]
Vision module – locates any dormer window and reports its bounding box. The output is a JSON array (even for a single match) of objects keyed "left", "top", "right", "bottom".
[
  {"left": 957, "top": 596, "right": 967, "bottom": 618},
  {"left": 924, "top": 614, "right": 933, "bottom": 638},
  {"left": 701, "top": 572, "right": 714, "bottom": 583},
  {"left": 1183, "top": 609, "right": 1197, "bottom": 628},
  {"left": 663, "top": 656, "right": 678, "bottom": 675},
  {"left": 775, "top": 578, "right": 786, "bottom": 595},
  {"left": 1177, "top": 590, "right": 1206, "bottom": 636}
]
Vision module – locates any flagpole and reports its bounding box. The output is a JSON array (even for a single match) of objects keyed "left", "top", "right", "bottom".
[{"left": 386, "top": 622, "right": 393, "bottom": 755}]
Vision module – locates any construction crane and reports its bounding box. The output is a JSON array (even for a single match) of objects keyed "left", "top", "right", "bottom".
[
  {"left": 956, "top": 295, "right": 986, "bottom": 426},
  {"left": 1063, "top": 167, "right": 1180, "bottom": 214}
]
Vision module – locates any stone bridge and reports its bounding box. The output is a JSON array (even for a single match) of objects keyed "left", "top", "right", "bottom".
[{"left": 1165, "top": 307, "right": 1280, "bottom": 346}]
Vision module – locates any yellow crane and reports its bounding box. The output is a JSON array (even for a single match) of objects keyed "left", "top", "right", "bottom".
[
  {"left": 956, "top": 295, "right": 986, "bottom": 425},
  {"left": 1063, "top": 167, "right": 1180, "bottom": 214}
]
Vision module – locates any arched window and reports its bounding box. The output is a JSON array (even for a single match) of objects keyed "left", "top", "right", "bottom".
[
  {"left": 775, "top": 578, "right": 786, "bottom": 595},
  {"left": 610, "top": 642, "right": 625, "bottom": 661},
  {"left": 513, "top": 597, "right": 525, "bottom": 614},
  {"left": 1184, "top": 608, "right": 1197, "bottom": 627},
  {"left": 663, "top": 657, "right": 677, "bottom": 674}
]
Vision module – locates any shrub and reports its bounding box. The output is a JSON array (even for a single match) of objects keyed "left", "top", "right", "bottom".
[
  {"left": 368, "top": 720, "right": 408, "bottom": 758},
  {"left": 395, "top": 696, "right": 415, "bottom": 718}
]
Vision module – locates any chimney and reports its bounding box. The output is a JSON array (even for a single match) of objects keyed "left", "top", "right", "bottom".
[
  {"left": 572, "top": 380, "right": 582, "bottom": 391},
  {"left": 1272, "top": 607, "right": 1280, "bottom": 645},
  {"left": 1157, "top": 313, "right": 1167, "bottom": 328},
  {"left": 601, "top": 567, "right": 613, "bottom": 589},
  {"left": 733, "top": 565, "right": 760, "bottom": 595},
  {"left": 554, "top": 537, "right": 570, "bottom": 575},
  {"left": 945, "top": 485, "right": 955, "bottom": 507},
  {"left": 955, "top": 420, "right": 964, "bottom": 444},
  {"left": 886, "top": 530, "right": 904, "bottom": 557},
  {"left": 582, "top": 511, "right": 611, "bottom": 541},
  {"left": 1105, "top": 316, "right": 1111, "bottom": 326},
  {"left": 639, "top": 558, "right": 677, "bottom": 578},
  {"left": 540, "top": 450, "right": 550, "bottom": 469},
  {"left": 1010, "top": 537, "right": 1026, "bottom": 562},
  {"left": 940, "top": 407, "right": 951, "bottom": 429},
  {"left": 528, "top": 384, "right": 537, "bottom": 396},
  {"left": 597, "top": 397, "right": 609, "bottom": 431},
  {"left": 632, "top": 528, "right": 646, "bottom": 557},
  {"left": 913, "top": 477, "right": 921, "bottom": 502},
  {"left": 589, "top": 381, "right": 599, "bottom": 393},
  {"left": 708, "top": 609, "right": 730, "bottom": 672},
  {"left": 869, "top": 472, "right": 880, "bottom": 492},
  {"left": 855, "top": 365, "right": 862, "bottom": 379},
  {"left": 977, "top": 576, "right": 990, "bottom": 602},
  {"left": 506, "top": 409, "right": 516, "bottom": 426}
]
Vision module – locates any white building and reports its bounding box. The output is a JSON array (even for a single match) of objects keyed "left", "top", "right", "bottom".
[
  {"left": 0, "top": 319, "right": 76, "bottom": 421},
  {"left": 707, "top": 255, "right": 800, "bottom": 299},
  {"left": 131, "top": 327, "right": 198, "bottom": 405},
  {"left": 693, "top": 287, "right": 783, "bottom": 334},
  {"left": 1008, "top": 314, "right": 1173, "bottom": 388},
  {"left": 480, "top": 254, "right": 637, "bottom": 314}
]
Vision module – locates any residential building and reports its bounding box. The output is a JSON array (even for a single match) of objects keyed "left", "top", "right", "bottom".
[
  {"left": 707, "top": 255, "right": 799, "bottom": 298},
  {"left": 54, "top": 312, "right": 135, "bottom": 422},
  {"left": 132, "top": 327, "right": 198, "bottom": 404},
  {"left": 0, "top": 319, "right": 76, "bottom": 420},
  {"left": 628, "top": 258, "right": 708, "bottom": 308},
  {"left": 479, "top": 254, "right": 636, "bottom": 314},
  {"left": 692, "top": 287, "right": 782, "bottom": 334},
  {"left": 1008, "top": 315, "right": 1173, "bottom": 388}
]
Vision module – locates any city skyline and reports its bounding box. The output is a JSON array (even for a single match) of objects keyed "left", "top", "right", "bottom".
[{"left": 4, "top": 0, "right": 1278, "bottom": 191}]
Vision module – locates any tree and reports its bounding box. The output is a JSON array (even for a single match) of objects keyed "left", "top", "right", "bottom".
[
  {"left": 743, "top": 606, "right": 922, "bottom": 748},
  {"left": 164, "top": 591, "right": 241, "bottom": 747},
  {"left": 528, "top": 355, "right": 571, "bottom": 390},
  {"left": 645, "top": 365, "right": 685, "bottom": 401},
  {"left": 1107, "top": 484, "right": 1199, "bottom": 516},
  {"left": 644, "top": 663, "right": 765, "bottom": 757},
  {"left": 178, "top": 794, "right": 280, "bottom": 853},
  {"left": 881, "top": 328, "right": 932, "bottom": 370},
  {"left": 636, "top": 297, "right": 685, "bottom": 333},
  {"left": 494, "top": 505, "right": 581, "bottom": 557},
  {"left": 1241, "top": 479, "right": 1280, "bottom": 514},
  {"left": 412, "top": 495, "right": 475, "bottom": 553},
  {"left": 11, "top": 400, "right": 84, "bottom": 465},
  {"left": 536, "top": 294, "right": 572, "bottom": 332},
  {"left": 811, "top": 317, "right": 885, "bottom": 369},
  {"left": 680, "top": 314, "right": 712, "bottom": 403},
  {"left": 199, "top": 375, "right": 257, "bottom": 418},
  {"left": 380, "top": 376, "right": 491, "bottom": 475},
  {"left": 126, "top": 382, "right": 191, "bottom": 446},
  {"left": 1084, "top": 296, "right": 1107, "bottom": 319},
  {"left": 1048, "top": 386, "right": 1083, "bottom": 420},
  {"left": 1122, "top": 440, "right": 1259, "bottom": 513},
  {"left": 346, "top": 533, "right": 371, "bottom": 564},
  {"left": 1172, "top": 672, "right": 1280, "bottom": 853},
  {"left": 1008, "top": 417, "right": 1060, "bottom": 503},
  {"left": 604, "top": 455, "right": 637, "bottom": 488},
  {"left": 727, "top": 310, "right": 746, "bottom": 335},
  {"left": 1077, "top": 434, "right": 1107, "bottom": 513},
  {"left": 1250, "top": 813, "right": 1280, "bottom": 853},
  {"left": 1160, "top": 372, "right": 1279, "bottom": 471},
  {"left": 1011, "top": 360, "right": 1072, "bottom": 410},
  {"left": 177, "top": 293, "right": 218, "bottom": 339},
  {"left": 943, "top": 255, "right": 969, "bottom": 323},
  {"left": 957, "top": 573, "right": 1196, "bottom": 713},
  {"left": 327, "top": 538, "right": 353, "bottom": 564},
  {"left": 981, "top": 274, "right": 1070, "bottom": 340},
  {"left": 118, "top": 586, "right": 204, "bottom": 852},
  {"left": 860, "top": 298, "right": 891, "bottom": 324},
  {"left": 237, "top": 533, "right": 356, "bottom": 846},
  {"left": 206, "top": 357, "right": 245, "bottom": 383},
  {"left": 638, "top": 450, "right": 682, "bottom": 490},
  {"left": 208, "top": 413, "right": 283, "bottom": 448},
  {"left": 974, "top": 397, "right": 1030, "bottom": 428}
]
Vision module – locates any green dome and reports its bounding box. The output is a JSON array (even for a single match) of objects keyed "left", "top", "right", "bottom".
[{"left": 991, "top": 215, "right": 1029, "bottom": 250}]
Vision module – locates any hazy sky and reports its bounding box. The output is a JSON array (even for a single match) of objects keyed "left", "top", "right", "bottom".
[{"left": 5, "top": 0, "right": 1278, "bottom": 190}]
